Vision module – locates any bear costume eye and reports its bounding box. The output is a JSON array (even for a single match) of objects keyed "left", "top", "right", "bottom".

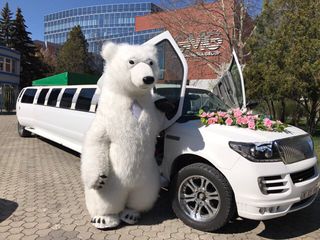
[
  {"left": 149, "top": 61, "right": 153, "bottom": 66},
  {"left": 129, "top": 60, "right": 135, "bottom": 65}
]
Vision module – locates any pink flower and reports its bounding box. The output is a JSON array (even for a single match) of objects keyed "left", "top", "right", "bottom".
[
  {"left": 200, "top": 112, "right": 207, "bottom": 118},
  {"left": 233, "top": 108, "right": 243, "bottom": 118},
  {"left": 248, "top": 120, "right": 255, "bottom": 129},
  {"left": 236, "top": 117, "right": 242, "bottom": 125},
  {"left": 207, "top": 117, "right": 218, "bottom": 125},
  {"left": 241, "top": 116, "right": 249, "bottom": 125},
  {"left": 208, "top": 112, "right": 215, "bottom": 117},
  {"left": 263, "top": 118, "right": 273, "bottom": 128},
  {"left": 217, "top": 111, "right": 227, "bottom": 117},
  {"left": 225, "top": 117, "right": 233, "bottom": 126}
]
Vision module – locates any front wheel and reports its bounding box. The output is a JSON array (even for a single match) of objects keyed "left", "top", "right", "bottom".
[
  {"left": 17, "top": 122, "right": 31, "bottom": 137},
  {"left": 171, "top": 163, "right": 235, "bottom": 232}
]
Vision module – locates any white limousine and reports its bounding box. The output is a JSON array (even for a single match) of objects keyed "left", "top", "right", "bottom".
[
  {"left": 17, "top": 85, "right": 98, "bottom": 152},
  {"left": 16, "top": 31, "right": 320, "bottom": 232}
]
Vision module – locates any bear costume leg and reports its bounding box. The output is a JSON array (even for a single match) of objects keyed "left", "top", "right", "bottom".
[
  {"left": 84, "top": 176, "right": 127, "bottom": 229},
  {"left": 120, "top": 169, "right": 160, "bottom": 224},
  {"left": 120, "top": 209, "right": 140, "bottom": 225}
]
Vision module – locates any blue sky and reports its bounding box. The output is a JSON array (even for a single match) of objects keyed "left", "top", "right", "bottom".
[
  {"left": 3, "top": 0, "right": 159, "bottom": 41},
  {"left": 2, "top": 0, "right": 261, "bottom": 41}
]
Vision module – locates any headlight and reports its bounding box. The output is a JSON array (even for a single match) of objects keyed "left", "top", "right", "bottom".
[{"left": 229, "top": 141, "right": 281, "bottom": 162}]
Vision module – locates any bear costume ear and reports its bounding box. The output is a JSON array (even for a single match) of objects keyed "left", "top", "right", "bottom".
[{"left": 101, "top": 42, "right": 118, "bottom": 61}]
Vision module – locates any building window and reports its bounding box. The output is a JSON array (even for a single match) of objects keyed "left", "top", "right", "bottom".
[
  {"left": 75, "top": 88, "right": 96, "bottom": 112},
  {"left": 11, "top": 59, "right": 16, "bottom": 73},
  {"left": 47, "top": 88, "right": 61, "bottom": 106},
  {"left": 0, "top": 57, "right": 17, "bottom": 73},
  {"left": 0, "top": 57, "right": 3, "bottom": 71},
  {"left": 21, "top": 89, "right": 37, "bottom": 104},
  {"left": 37, "top": 88, "right": 49, "bottom": 105},
  {"left": 60, "top": 88, "right": 76, "bottom": 109},
  {"left": 5, "top": 58, "right": 11, "bottom": 72}
]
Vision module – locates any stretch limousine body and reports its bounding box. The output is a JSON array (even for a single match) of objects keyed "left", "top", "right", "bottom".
[
  {"left": 17, "top": 85, "right": 98, "bottom": 153},
  {"left": 16, "top": 31, "right": 320, "bottom": 232}
]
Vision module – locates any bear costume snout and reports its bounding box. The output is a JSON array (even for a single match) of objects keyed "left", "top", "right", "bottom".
[
  {"left": 143, "top": 76, "right": 155, "bottom": 85},
  {"left": 130, "top": 61, "right": 156, "bottom": 90}
]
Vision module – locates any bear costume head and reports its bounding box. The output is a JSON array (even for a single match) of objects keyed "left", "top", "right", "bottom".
[{"left": 98, "top": 42, "right": 159, "bottom": 96}]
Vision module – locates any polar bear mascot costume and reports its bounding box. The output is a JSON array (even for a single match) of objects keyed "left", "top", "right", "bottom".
[{"left": 81, "top": 42, "right": 166, "bottom": 229}]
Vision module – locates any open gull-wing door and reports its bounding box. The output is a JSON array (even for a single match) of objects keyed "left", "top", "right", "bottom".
[
  {"left": 144, "top": 31, "right": 188, "bottom": 129},
  {"left": 212, "top": 49, "right": 246, "bottom": 109}
]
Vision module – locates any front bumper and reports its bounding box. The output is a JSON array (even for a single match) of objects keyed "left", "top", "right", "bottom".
[{"left": 226, "top": 156, "right": 320, "bottom": 220}]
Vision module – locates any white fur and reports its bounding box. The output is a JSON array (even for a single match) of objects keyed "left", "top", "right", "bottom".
[{"left": 81, "top": 42, "right": 164, "bottom": 229}]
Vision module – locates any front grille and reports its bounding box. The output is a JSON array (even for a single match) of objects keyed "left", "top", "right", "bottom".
[
  {"left": 259, "top": 175, "right": 289, "bottom": 194},
  {"left": 291, "top": 167, "right": 315, "bottom": 184},
  {"left": 276, "top": 135, "right": 314, "bottom": 164}
]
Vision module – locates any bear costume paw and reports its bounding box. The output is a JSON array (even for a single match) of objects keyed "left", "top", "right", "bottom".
[
  {"left": 91, "top": 215, "right": 120, "bottom": 229},
  {"left": 93, "top": 174, "right": 108, "bottom": 190},
  {"left": 120, "top": 209, "right": 140, "bottom": 225}
]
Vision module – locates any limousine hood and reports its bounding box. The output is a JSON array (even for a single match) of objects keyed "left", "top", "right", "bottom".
[
  {"left": 171, "top": 120, "right": 307, "bottom": 144},
  {"left": 201, "top": 124, "right": 307, "bottom": 143}
]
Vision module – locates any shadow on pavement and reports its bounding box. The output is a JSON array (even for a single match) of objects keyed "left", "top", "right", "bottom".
[
  {"left": 259, "top": 198, "right": 320, "bottom": 239},
  {"left": 37, "top": 136, "right": 80, "bottom": 158},
  {"left": 0, "top": 112, "right": 16, "bottom": 115},
  {"left": 218, "top": 196, "right": 320, "bottom": 238},
  {"left": 138, "top": 189, "right": 176, "bottom": 226},
  {"left": 217, "top": 218, "right": 260, "bottom": 234},
  {"left": 0, "top": 198, "right": 18, "bottom": 223}
]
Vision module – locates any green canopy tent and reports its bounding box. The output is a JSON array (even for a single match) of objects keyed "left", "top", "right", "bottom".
[{"left": 32, "top": 72, "right": 100, "bottom": 86}]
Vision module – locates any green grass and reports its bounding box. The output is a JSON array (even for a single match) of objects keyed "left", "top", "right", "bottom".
[{"left": 312, "top": 136, "right": 320, "bottom": 164}]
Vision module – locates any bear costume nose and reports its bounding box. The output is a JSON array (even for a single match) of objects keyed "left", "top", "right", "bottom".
[{"left": 143, "top": 76, "right": 154, "bottom": 85}]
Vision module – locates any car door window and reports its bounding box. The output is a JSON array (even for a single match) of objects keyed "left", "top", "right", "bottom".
[
  {"left": 75, "top": 88, "right": 96, "bottom": 112},
  {"left": 153, "top": 40, "right": 184, "bottom": 118},
  {"left": 60, "top": 88, "right": 77, "bottom": 109},
  {"left": 37, "top": 88, "right": 49, "bottom": 105},
  {"left": 21, "top": 89, "right": 37, "bottom": 104},
  {"left": 47, "top": 88, "right": 61, "bottom": 107}
]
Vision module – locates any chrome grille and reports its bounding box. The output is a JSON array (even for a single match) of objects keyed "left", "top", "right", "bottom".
[
  {"left": 276, "top": 135, "right": 314, "bottom": 164},
  {"left": 258, "top": 175, "right": 289, "bottom": 194}
]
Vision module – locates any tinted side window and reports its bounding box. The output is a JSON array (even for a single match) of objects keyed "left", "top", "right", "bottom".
[
  {"left": 47, "top": 88, "right": 61, "bottom": 107},
  {"left": 37, "top": 88, "right": 49, "bottom": 105},
  {"left": 60, "top": 88, "right": 76, "bottom": 109},
  {"left": 21, "top": 89, "right": 37, "bottom": 104},
  {"left": 75, "top": 88, "right": 96, "bottom": 112}
]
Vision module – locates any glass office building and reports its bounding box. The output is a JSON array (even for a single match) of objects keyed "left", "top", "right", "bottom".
[{"left": 44, "top": 2, "right": 163, "bottom": 55}]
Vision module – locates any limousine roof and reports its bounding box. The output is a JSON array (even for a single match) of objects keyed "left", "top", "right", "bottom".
[{"left": 32, "top": 72, "right": 100, "bottom": 86}]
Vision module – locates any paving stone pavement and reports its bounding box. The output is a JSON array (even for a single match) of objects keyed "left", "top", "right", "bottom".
[{"left": 0, "top": 114, "right": 320, "bottom": 240}]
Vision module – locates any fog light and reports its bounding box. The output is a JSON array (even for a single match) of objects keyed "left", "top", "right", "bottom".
[{"left": 259, "top": 208, "right": 266, "bottom": 214}]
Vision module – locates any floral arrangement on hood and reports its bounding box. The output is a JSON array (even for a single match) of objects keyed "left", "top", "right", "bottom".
[{"left": 198, "top": 108, "right": 288, "bottom": 132}]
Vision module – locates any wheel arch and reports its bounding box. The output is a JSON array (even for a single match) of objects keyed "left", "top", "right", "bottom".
[{"left": 170, "top": 154, "right": 216, "bottom": 180}]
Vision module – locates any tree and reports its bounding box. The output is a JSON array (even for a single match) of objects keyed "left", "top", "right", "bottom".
[
  {"left": 155, "top": 0, "right": 257, "bottom": 66},
  {"left": 56, "top": 26, "right": 92, "bottom": 74},
  {"left": 0, "top": 2, "right": 14, "bottom": 46},
  {"left": 11, "top": 8, "right": 45, "bottom": 87},
  {"left": 245, "top": 0, "right": 320, "bottom": 134}
]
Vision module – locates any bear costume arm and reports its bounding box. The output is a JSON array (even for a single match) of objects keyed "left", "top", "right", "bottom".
[{"left": 81, "top": 119, "right": 110, "bottom": 190}]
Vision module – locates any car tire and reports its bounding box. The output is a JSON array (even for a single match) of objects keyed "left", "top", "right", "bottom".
[
  {"left": 18, "top": 122, "right": 31, "bottom": 137},
  {"left": 171, "top": 163, "right": 236, "bottom": 232}
]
